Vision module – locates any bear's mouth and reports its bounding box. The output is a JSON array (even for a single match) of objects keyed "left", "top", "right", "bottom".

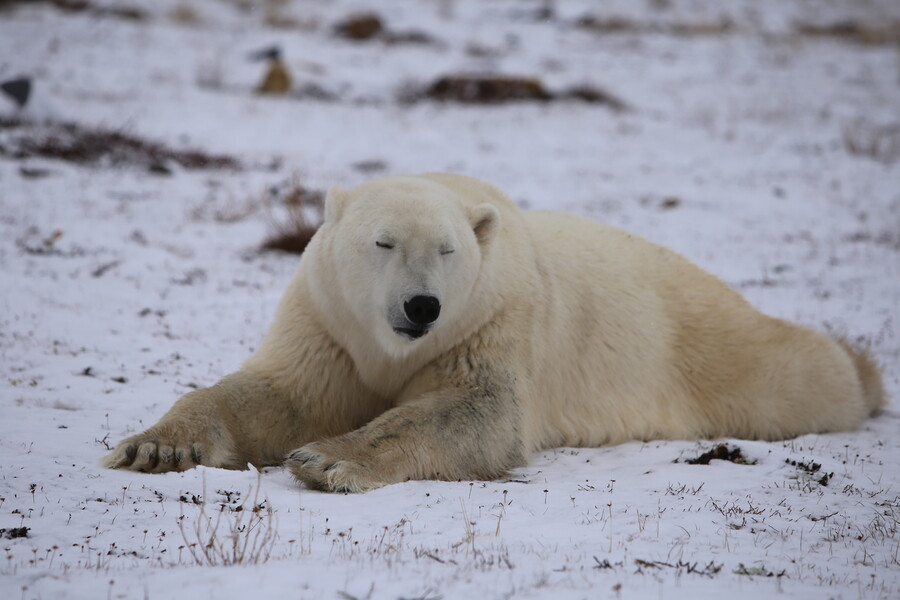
[{"left": 393, "top": 326, "right": 429, "bottom": 340}]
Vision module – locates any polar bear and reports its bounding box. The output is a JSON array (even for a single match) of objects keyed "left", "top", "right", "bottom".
[{"left": 103, "top": 173, "right": 885, "bottom": 492}]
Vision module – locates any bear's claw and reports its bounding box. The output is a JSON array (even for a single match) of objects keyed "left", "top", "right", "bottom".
[
  {"left": 103, "top": 437, "right": 204, "bottom": 473},
  {"left": 285, "top": 443, "right": 386, "bottom": 493}
]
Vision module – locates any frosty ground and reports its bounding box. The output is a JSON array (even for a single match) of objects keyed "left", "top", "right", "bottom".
[{"left": 1, "top": 0, "right": 898, "bottom": 598}]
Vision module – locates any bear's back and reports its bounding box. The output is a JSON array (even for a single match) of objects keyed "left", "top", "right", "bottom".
[{"left": 515, "top": 210, "right": 769, "bottom": 448}]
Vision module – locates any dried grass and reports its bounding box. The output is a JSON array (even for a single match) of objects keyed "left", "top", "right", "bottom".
[
  {"left": 178, "top": 473, "right": 277, "bottom": 567},
  {"left": 260, "top": 175, "right": 324, "bottom": 254},
  {"left": 404, "top": 73, "right": 628, "bottom": 110},
  {"left": 7, "top": 121, "right": 240, "bottom": 171},
  {"left": 796, "top": 21, "right": 900, "bottom": 46}
]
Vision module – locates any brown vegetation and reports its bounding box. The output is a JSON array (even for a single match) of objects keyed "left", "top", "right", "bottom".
[
  {"left": 334, "top": 13, "right": 383, "bottom": 40},
  {"left": 795, "top": 20, "right": 900, "bottom": 46},
  {"left": 685, "top": 444, "right": 755, "bottom": 465},
  {"left": 260, "top": 178, "right": 324, "bottom": 254},
  {"left": 4, "top": 121, "right": 240, "bottom": 171},
  {"left": 407, "top": 74, "right": 628, "bottom": 110}
]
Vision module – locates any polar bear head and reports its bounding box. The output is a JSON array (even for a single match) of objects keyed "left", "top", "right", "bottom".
[{"left": 307, "top": 174, "right": 501, "bottom": 357}]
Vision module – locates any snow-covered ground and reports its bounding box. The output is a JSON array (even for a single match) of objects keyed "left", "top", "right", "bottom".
[{"left": 1, "top": 1, "right": 898, "bottom": 598}]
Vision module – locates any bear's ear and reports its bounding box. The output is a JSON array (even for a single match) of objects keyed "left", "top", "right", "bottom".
[
  {"left": 468, "top": 203, "right": 500, "bottom": 245},
  {"left": 324, "top": 185, "right": 349, "bottom": 223}
]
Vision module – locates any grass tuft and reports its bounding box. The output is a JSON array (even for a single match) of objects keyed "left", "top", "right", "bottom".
[
  {"left": 260, "top": 176, "right": 324, "bottom": 254},
  {"left": 178, "top": 473, "right": 277, "bottom": 567}
]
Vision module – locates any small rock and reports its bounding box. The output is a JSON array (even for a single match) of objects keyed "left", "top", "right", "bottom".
[
  {"left": 335, "top": 14, "right": 383, "bottom": 40},
  {"left": 425, "top": 74, "right": 552, "bottom": 104}
]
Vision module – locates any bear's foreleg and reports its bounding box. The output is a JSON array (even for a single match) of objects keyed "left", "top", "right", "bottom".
[
  {"left": 103, "top": 372, "right": 300, "bottom": 472},
  {"left": 286, "top": 372, "right": 525, "bottom": 493}
]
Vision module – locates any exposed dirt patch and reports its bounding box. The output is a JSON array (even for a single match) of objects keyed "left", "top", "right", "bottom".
[
  {"left": 786, "top": 458, "right": 833, "bottom": 486},
  {"left": 425, "top": 75, "right": 551, "bottom": 103},
  {"left": 795, "top": 20, "right": 900, "bottom": 46},
  {"left": 575, "top": 16, "right": 734, "bottom": 37},
  {"left": 0, "top": 0, "right": 147, "bottom": 21},
  {"left": 786, "top": 458, "right": 821, "bottom": 473},
  {"left": 684, "top": 444, "right": 755, "bottom": 465},
  {"left": 1, "top": 527, "right": 30, "bottom": 539},
  {"left": 333, "top": 12, "right": 439, "bottom": 46},
  {"left": 334, "top": 13, "right": 383, "bottom": 40},
  {"left": 406, "top": 74, "right": 628, "bottom": 110},
  {"left": 660, "top": 196, "right": 681, "bottom": 210},
  {"left": 2, "top": 121, "right": 240, "bottom": 171}
]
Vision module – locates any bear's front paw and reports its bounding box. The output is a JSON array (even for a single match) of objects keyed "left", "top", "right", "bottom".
[
  {"left": 285, "top": 442, "right": 388, "bottom": 493},
  {"left": 103, "top": 434, "right": 206, "bottom": 474}
]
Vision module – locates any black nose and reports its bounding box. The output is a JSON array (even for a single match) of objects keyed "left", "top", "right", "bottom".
[{"left": 404, "top": 295, "right": 441, "bottom": 326}]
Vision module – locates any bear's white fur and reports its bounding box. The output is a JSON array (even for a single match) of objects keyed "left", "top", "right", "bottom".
[{"left": 104, "top": 173, "right": 885, "bottom": 492}]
